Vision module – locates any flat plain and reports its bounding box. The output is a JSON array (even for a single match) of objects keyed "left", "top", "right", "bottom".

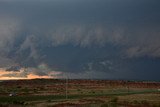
[{"left": 0, "top": 79, "right": 159, "bottom": 107}]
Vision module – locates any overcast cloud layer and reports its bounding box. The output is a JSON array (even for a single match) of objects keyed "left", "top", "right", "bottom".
[{"left": 0, "top": 0, "right": 160, "bottom": 80}]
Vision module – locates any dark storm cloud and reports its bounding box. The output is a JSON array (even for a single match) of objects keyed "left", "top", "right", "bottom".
[
  {"left": 6, "top": 66, "right": 21, "bottom": 72},
  {"left": 0, "top": 0, "right": 160, "bottom": 80}
]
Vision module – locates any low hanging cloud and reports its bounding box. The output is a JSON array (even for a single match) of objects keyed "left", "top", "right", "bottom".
[
  {"left": 0, "top": 64, "right": 62, "bottom": 79},
  {"left": 48, "top": 23, "right": 160, "bottom": 58},
  {"left": 0, "top": 16, "right": 21, "bottom": 54},
  {"left": 49, "top": 23, "right": 107, "bottom": 47},
  {"left": 125, "top": 28, "right": 160, "bottom": 57},
  {"left": 0, "top": 0, "right": 160, "bottom": 80},
  {"left": 0, "top": 15, "right": 22, "bottom": 68},
  {"left": 0, "top": 19, "right": 160, "bottom": 80},
  {"left": 6, "top": 66, "right": 21, "bottom": 72}
]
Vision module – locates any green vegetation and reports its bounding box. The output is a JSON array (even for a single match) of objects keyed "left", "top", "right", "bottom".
[{"left": 0, "top": 89, "right": 158, "bottom": 104}]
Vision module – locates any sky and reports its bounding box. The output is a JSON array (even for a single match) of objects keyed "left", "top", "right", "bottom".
[{"left": 0, "top": 0, "right": 160, "bottom": 81}]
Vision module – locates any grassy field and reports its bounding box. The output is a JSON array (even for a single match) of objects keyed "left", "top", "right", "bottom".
[{"left": 0, "top": 79, "right": 159, "bottom": 107}]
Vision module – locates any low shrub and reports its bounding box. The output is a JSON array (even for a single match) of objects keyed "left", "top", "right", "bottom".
[
  {"left": 101, "top": 103, "right": 108, "bottom": 107},
  {"left": 109, "top": 97, "right": 118, "bottom": 103},
  {"left": 12, "top": 100, "right": 25, "bottom": 105}
]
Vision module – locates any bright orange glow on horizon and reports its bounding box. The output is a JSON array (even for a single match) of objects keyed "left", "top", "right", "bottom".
[{"left": 0, "top": 69, "right": 61, "bottom": 80}]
